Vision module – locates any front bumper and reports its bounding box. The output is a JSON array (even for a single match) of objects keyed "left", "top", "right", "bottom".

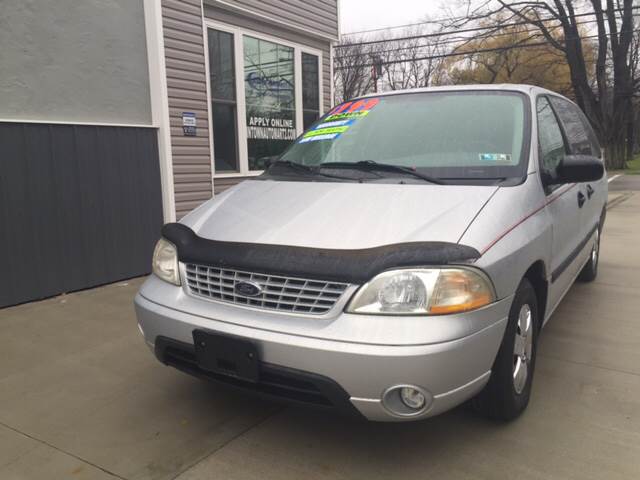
[{"left": 134, "top": 289, "right": 511, "bottom": 421}]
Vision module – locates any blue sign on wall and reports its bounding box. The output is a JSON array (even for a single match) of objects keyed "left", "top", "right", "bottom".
[{"left": 182, "top": 112, "right": 196, "bottom": 136}]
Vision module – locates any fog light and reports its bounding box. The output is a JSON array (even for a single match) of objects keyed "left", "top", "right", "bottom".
[
  {"left": 382, "top": 385, "right": 433, "bottom": 417},
  {"left": 400, "top": 387, "right": 426, "bottom": 410}
]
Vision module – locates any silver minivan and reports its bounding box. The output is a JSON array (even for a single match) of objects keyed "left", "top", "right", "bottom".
[{"left": 135, "top": 85, "right": 606, "bottom": 422}]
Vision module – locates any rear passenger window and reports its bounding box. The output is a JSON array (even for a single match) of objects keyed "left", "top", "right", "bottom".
[
  {"left": 549, "top": 97, "right": 594, "bottom": 156},
  {"left": 537, "top": 96, "right": 566, "bottom": 182}
]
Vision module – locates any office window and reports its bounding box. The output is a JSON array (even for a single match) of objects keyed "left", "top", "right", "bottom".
[
  {"left": 244, "top": 36, "right": 296, "bottom": 170},
  {"left": 302, "top": 53, "right": 320, "bottom": 130},
  {"left": 207, "top": 27, "right": 323, "bottom": 176},
  {"left": 209, "top": 29, "right": 239, "bottom": 172}
]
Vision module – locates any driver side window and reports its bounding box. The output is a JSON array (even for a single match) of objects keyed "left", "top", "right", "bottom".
[{"left": 536, "top": 96, "right": 566, "bottom": 184}]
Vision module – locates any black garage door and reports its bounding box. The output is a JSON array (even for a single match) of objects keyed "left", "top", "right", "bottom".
[{"left": 0, "top": 123, "right": 164, "bottom": 308}]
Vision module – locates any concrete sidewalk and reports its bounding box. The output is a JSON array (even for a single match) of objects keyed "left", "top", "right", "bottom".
[{"left": 1, "top": 189, "right": 639, "bottom": 480}]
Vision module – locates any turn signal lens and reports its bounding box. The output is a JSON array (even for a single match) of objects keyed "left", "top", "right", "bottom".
[
  {"left": 428, "top": 269, "right": 494, "bottom": 314},
  {"left": 152, "top": 238, "right": 181, "bottom": 286}
]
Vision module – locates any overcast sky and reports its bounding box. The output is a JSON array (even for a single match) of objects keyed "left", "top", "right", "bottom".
[{"left": 340, "top": 0, "right": 449, "bottom": 35}]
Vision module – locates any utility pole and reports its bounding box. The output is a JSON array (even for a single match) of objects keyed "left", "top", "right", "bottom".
[{"left": 371, "top": 56, "right": 383, "bottom": 93}]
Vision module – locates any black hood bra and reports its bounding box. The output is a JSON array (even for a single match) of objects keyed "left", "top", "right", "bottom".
[{"left": 162, "top": 223, "right": 480, "bottom": 284}]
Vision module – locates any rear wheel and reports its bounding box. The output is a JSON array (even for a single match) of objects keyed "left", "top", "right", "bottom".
[
  {"left": 577, "top": 227, "right": 600, "bottom": 282},
  {"left": 472, "top": 278, "right": 539, "bottom": 421}
]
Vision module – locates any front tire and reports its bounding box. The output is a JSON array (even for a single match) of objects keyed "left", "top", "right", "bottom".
[{"left": 472, "top": 278, "right": 539, "bottom": 421}]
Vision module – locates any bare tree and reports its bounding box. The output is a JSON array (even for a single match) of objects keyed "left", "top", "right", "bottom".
[
  {"left": 446, "top": 21, "right": 579, "bottom": 96},
  {"left": 333, "top": 39, "right": 375, "bottom": 104},
  {"left": 374, "top": 28, "right": 447, "bottom": 90},
  {"left": 333, "top": 20, "right": 451, "bottom": 101},
  {"left": 450, "top": 0, "right": 637, "bottom": 168},
  {"left": 628, "top": 28, "right": 640, "bottom": 155},
  {"left": 333, "top": 1, "right": 638, "bottom": 166}
]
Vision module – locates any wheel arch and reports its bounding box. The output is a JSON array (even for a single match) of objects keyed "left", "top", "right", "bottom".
[
  {"left": 599, "top": 205, "right": 607, "bottom": 232},
  {"left": 522, "top": 260, "right": 548, "bottom": 328}
]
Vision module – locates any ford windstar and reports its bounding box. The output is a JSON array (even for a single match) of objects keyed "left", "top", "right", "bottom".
[{"left": 135, "top": 85, "right": 606, "bottom": 421}]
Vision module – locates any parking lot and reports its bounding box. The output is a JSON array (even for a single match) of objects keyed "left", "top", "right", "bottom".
[{"left": 1, "top": 178, "right": 639, "bottom": 480}]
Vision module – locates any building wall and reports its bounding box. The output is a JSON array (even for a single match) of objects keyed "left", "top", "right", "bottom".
[
  {"left": 161, "top": 0, "right": 213, "bottom": 218},
  {"left": 160, "top": 0, "right": 338, "bottom": 212},
  {"left": 211, "top": 0, "right": 339, "bottom": 41},
  {"left": 0, "top": 0, "right": 151, "bottom": 125},
  {"left": 0, "top": 0, "right": 165, "bottom": 306}
]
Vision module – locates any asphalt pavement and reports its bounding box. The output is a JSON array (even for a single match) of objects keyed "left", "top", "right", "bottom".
[{"left": 1, "top": 175, "right": 639, "bottom": 480}]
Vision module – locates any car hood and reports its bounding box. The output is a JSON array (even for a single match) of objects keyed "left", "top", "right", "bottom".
[{"left": 182, "top": 180, "right": 498, "bottom": 249}]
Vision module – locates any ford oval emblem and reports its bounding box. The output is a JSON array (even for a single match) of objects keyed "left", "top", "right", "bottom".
[{"left": 234, "top": 281, "right": 262, "bottom": 297}]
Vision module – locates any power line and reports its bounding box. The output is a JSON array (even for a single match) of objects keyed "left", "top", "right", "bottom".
[
  {"left": 336, "top": 32, "right": 552, "bottom": 62},
  {"left": 334, "top": 28, "right": 640, "bottom": 70},
  {"left": 343, "top": 16, "right": 470, "bottom": 36},
  {"left": 335, "top": 16, "right": 618, "bottom": 61},
  {"left": 341, "top": 3, "right": 637, "bottom": 37},
  {"left": 336, "top": 13, "right": 640, "bottom": 61},
  {"left": 342, "top": 1, "right": 527, "bottom": 36},
  {"left": 336, "top": 5, "right": 640, "bottom": 49}
]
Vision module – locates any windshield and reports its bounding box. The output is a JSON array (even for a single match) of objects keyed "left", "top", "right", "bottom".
[{"left": 279, "top": 91, "right": 529, "bottom": 182}]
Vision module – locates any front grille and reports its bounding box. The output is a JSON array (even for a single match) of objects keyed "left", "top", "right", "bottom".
[{"left": 185, "top": 264, "right": 349, "bottom": 314}]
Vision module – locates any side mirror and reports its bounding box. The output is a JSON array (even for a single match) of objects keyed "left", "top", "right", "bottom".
[{"left": 553, "top": 154, "right": 604, "bottom": 184}]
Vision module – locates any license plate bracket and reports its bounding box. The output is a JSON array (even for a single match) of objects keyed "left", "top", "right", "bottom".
[{"left": 192, "top": 330, "right": 259, "bottom": 383}]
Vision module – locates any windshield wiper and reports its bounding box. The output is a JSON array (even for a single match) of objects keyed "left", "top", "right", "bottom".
[
  {"left": 269, "top": 160, "right": 316, "bottom": 174},
  {"left": 318, "top": 160, "right": 445, "bottom": 185},
  {"left": 268, "top": 160, "right": 354, "bottom": 181}
]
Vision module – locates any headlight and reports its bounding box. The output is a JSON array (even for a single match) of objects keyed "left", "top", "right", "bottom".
[
  {"left": 152, "top": 238, "right": 181, "bottom": 286},
  {"left": 346, "top": 268, "right": 494, "bottom": 315}
]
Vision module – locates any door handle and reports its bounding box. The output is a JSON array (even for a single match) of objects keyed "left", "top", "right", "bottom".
[
  {"left": 577, "top": 191, "right": 586, "bottom": 208},
  {"left": 586, "top": 184, "right": 594, "bottom": 199}
]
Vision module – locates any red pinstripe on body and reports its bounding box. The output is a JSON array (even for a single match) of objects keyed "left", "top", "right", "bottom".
[{"left": 480, "top": 184, "right": 577, "bottom": 255}]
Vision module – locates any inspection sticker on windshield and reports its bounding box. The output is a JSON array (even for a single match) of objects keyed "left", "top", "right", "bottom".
[
  {"left": 298, "top": 98, "right": 380, "bottom": 143},
  {"left": 479, "top": 153, "right": 512, "bottom": 162}
]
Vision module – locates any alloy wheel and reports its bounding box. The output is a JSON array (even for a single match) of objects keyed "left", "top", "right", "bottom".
[{"left": 513, "top": 304, "right": 533, "bottom": 395}]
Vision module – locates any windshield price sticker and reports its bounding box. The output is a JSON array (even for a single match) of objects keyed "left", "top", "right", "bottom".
[
  {"left": 327, "top": 98, "right": 380, "bottom": 117},
  {"left": 299, "top": 133, "right": 341, "bottom": 143},
  {"left": 324, "top": 110, "right": 371, "bottom": 121},
  {"left": 300, "top": 125, "right": 350, "bottom": 143},
  {"left": 304, "top": 126, "right": 351, "bottom": 137},
  {"left": 299, "top": 98, "right": 380, "bottom": 143},
  {"left": 313, "top": 119, "right": 354, "bottom": 129}
]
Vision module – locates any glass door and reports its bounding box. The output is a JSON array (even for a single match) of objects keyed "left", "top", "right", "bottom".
[{"left": 243, "top": 36, "right": 297, "bottom": 170}]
